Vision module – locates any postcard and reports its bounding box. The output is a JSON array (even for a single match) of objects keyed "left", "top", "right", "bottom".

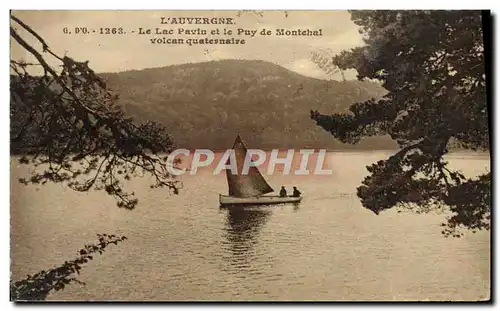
[{"left": 10, "top": 10, "right": 491, "bottom": 301}]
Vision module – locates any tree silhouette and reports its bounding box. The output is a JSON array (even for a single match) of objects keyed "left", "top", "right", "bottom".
[
  {"left": 10, "top": 234, "right": 127, "bottom": 301},
  {"left": 10, "top": 14, "right": 181, "bottom": 209},
  {"left": 311, "top": 11, "right": 491, "bottom": 237}
]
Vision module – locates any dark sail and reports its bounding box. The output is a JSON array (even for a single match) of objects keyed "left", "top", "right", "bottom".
[{"left": 226, "top": 135, "right": 274, "bottom": 198}]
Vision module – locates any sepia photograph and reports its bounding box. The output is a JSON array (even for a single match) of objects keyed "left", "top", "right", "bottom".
[{"left": 9, "top": 9, "right": 491, "bottom": 302}]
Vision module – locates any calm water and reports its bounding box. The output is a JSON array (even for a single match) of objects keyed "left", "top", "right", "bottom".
[{"left": 10, "top": 152, "right": 490, "bottom": 301}]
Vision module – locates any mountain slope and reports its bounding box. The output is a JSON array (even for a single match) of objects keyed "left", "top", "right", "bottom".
[{"left": 101, "top": 59, "right": 396, "bottom": 150}]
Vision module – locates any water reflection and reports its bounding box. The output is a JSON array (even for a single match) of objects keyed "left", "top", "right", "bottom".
[{"left": 221, "top": 206, "right": 272, "bottom": 271}]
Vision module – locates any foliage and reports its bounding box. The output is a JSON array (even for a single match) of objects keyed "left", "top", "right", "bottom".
[
  {"left": 311, "top": 10, "right": 490, "bottom": 236},
  {"left": 10, "top": 234, "right": 127, "bottom": 301},
  {"left": 10, "top": 15, "right": 180, "bottom": 209}
]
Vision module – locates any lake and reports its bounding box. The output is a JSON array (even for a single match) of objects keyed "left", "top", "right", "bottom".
[{"left": 10, "top": 151, "right": 491, "bottom": 301}]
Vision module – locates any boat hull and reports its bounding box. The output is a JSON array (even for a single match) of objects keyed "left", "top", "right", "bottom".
[{"left": 219, "top": 194, "right": 302, "bottom": 206}]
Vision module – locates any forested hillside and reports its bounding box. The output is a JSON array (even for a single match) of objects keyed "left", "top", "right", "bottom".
[{"left": 101, "top": 60, "right": 395, "bottom": 149}]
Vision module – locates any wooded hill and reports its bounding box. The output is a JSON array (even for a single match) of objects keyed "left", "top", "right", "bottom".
[{"left": 101, "top": 59, "right": 395, "bottom": 150}]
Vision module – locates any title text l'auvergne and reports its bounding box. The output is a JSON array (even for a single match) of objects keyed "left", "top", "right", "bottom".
[{"left": 160, "top": 17, "right": 235, "bottom": 25}]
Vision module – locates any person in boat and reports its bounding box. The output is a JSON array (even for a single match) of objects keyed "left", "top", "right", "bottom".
[
  {"left": 279, "top": 186, "right": 287, "bottom": 197},
  {"left": 292, "top": 186, "right": 301, "bottom": 197}
]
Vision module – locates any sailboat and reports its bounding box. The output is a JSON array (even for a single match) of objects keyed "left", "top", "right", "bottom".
[{"left": 219, "top": 135, "right": 302, "bottom": 207}]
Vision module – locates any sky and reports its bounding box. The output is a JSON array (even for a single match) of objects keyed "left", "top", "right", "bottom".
[{"left": 10, "top": 10, "right": 365, "bottom": 80}]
